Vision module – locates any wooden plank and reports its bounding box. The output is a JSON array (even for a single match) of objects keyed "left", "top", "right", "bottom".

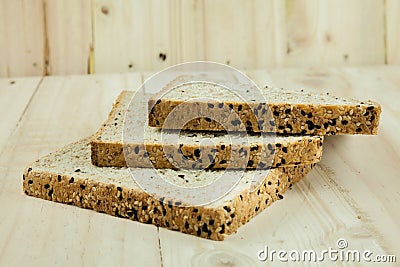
[
  {"left": 93, "top": 0, "right": 176, "bottom": 73},
  {"left": 267, "top": 66, "right": 400, "bottom": 253},
  {"left": 159, "top": 68, "right": 399, "bottom": 265},
  {"left": 0, "top": 76, "right": 41, "bottom": 154},
  {"left": 284, "top": 0, "right": 385, "bottom": 66},
  {"left": 202, "top": 0, "right": 286, "bottom": 69},
  {"left": 0, "top": 73, "right": 162, "bottom": 266},
  {"left": 45, "top": 0, "right": 93, "bottom": 75},
  {"left": 386, "top": 0, "right": 400, "bottom": 64},
  {"left": 0, "top": 0, "right": 44, "bottom": 77}
]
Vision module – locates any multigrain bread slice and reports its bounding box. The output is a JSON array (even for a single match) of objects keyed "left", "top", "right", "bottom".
[
  {"left": 91, "top": 91, "right": 323, "bottom": 169},
  {"left": 148, "top": 76, "right": 381, "bottom": 135},
  {"left": 23, "top": 137, "right": 313, "bottom": 240}
]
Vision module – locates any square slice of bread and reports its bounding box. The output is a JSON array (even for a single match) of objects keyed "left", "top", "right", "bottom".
[
  {"left": 148, "top": 76, "right": 381, "bottom": 135},
  {"left": 23, "top": 137, "right": 313, "bottom": 240},
  {"left": 91, "top": 91, "right": 323, "bottom": 169}
]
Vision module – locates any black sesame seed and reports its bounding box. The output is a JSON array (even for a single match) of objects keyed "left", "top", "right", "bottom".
[
  {"left": 239, "top": 195, "right": 243, "bottom": 200},
  {"left": 209, "top": 219, "right": 215, "bottom": 225},
  {"left": 208, "top": 103, "right": 214, "bottom": 108},
  {"left": 205, "top": 117, "right": 212, "bottom": 122},
  {"left": 268, "top": 181, "right": 272, "bottom": 185},
  {"left": 323, "top": 122, "right": 329, "bottom": 129},
  {"left": 269, "top": 120, "right": 276, "bottom": 126},
  {"left": 197, "top": 215, "right": 202, "bottom": 221},
  {"left": 44, "top": 184, "right": 50, "bottom": 189},
  {"left": 250, "top": 145, "right": 258, "bottom": 151},
  {"left": 282, "top": 147, "right": 288, "bottom": 153},
  {"left": 175, "top": 201, "right": 181, "bottom": 206},
  {"left": 247, "top": 160, "right": 254, "bottom": 167},
  {"left": 278, "top": 194, "right": 284, "bottom": 199},
  {"left": 306, "top": 120, "right": 315, "bottom": 130},
  {"left": 117, "top": 186, "right": 122, "bottom": 191},
  {"left": 184, "top": 221, "right": 189, "bottom": 229},
  {"left": 22, "top": 174, "right": 25, "bottom": 180},
  {"left": 178, "top": 174, "right": 185, "bottom": 179},
  {"left": 238, "top": 105, "right": 243, "bottom": 111},
  {"left": 69, "top": 177, "right": 74, "bottom": 183},
  {"left": 223, "top": 206, "right": 231, "bottom": 212},
  {"left": 301, "top": 110, "right": 306, "bottom": 116},
  {"left": 307, "top": 112, "right": 313, "bottom": 118},
  {"left": 193, "top": 208, "right": 198, "bottom": 213},
  {"left": 80, "top": 184, "right": 86, "bottom": 190},
  {"left": 48, "top": 189, "right": 53, "bottom": 198},
  {"left": 259, "top": 162, "right": 266, "bottom": 168},
  {"left": 165, "top": 221, "right": 170, "bottom": 227},
  {"left": 281, "top": 158, "right": 286, "bottom": 164},
  {"left": 221, "top": 144, "right": 226, "bottom": 150},
  {"left": 153, "top": 207, "right": 159, "bottom": 213},
  {"left": 202, "top": 223, "right": 208, "bottom": 232},
  {"left": 273, "top": 110, "right": 279, "bottom": 116},
  {"left": 356, "top": 128, "right": 362, "bottom": 132},
  {"left": 218, "top": 103, "right": 224, "bottom": 108},
  {"left": 196, "top": 228, "right": 201, "bottom": 236},
  {"left": 219, "top": 159, "right": 227, "bottom": 164},
  {"left": 278, "top": 125, "right": 285, "bottom": 130},
  {"left": 341, "top": 120, "right": 348, "bottom": 125},
  {"left": 255, "top": 206, "right": 259, "bottom": 212},
  {"left": 219, "top": 224, "right": 225, "bottom": 234},
  {"left": 127, "top": 209, "right": 137, "bottom": 217},
  {"left": 285, "top": 108, "right": 291, "bottom": 114},
  {"left": 229, "top": 104, "right": 233, "bottom": 109},
  {"left": 230, "top": 213, "right": 235, "bottom": 218},
  {"left": 267, "top": 144, "right": 273, "bottom": 150},
  {"left": 231, "top": 119, "right": 241, "bottom": 126},
  {"left": 74, "top": 168, "right": 81, "bottom": 173},
  {"left": 364, "top": 111, "right": 370, "bottom": 116},
  {"left": 367, "top": 106, "right": 374, "bottom": 110},
  {"left": 134, "top": 146, "right": 139, "bottom": 154},
  {"left": 194, "top": 149, "right": 201, "bottom": 157},
  {"left": 57, "top": 175, "right": 61, "bottom": 182},
  {"left": 142, "top": 205, "right": 148, "bottom": 211},
  {"left": 370, "top": 115, "right": 375, "bottom": 121},
  {"left": 276, "top": 143, "right": 282, "bottom": 147}
]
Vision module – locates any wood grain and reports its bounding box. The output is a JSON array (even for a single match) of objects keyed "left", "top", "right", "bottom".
[
  {"left": 0, "top": 73, "right": 161, "bottom": 266},
  {"left": 44, "top": 0, "right": 93, "bottom": 75},
  {"left": 0, "top": 0, "right": 45, "bottom": 77},
  {"left": 284, "top": 0, "right": 385, "bottom": 66},
  {"left": 0, "top": 76, "right": 41, "bottom": 154},
  {"left": 0, "top": 67, "right": 399, "bottom": 266},
  {"left": 386, "top": 0, "right": 400, "bottom": 64}
]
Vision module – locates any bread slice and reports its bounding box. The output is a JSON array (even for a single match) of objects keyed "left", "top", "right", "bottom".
[
  {"left": 23, "top": 137, "right": 313, "bottom": 240},
  {"left": 148, "top": 76, "right": 381, "bottom": 135},
  {"left": 91, "top": 91, "right": 323, "bottom": 169}
]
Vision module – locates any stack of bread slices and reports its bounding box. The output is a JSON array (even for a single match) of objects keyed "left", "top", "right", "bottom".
[{"left": 23, "top": 76, "right": 381, "bottom": 240}]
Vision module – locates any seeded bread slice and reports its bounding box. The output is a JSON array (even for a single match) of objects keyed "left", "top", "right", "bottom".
[
  {"left": 91, "top": 91, "right": 323, "bottom": 169},
  {"left": 23, "top": 137, "right": 313, "bottom": 240},
  {"left": 148, "top": 77, "right": 381, "bottom": 135}
]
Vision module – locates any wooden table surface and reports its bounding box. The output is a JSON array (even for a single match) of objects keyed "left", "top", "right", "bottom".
[{"left": 0, "top": 66, "right": 399, "bottom": 266}]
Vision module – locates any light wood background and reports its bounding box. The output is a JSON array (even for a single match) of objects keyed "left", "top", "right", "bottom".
[
  {"left": 0, "top": 0, "right": 399, "bottom": 78},
  {"left": 0, "top": 66, "right": 398, "bottom": 266}
]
